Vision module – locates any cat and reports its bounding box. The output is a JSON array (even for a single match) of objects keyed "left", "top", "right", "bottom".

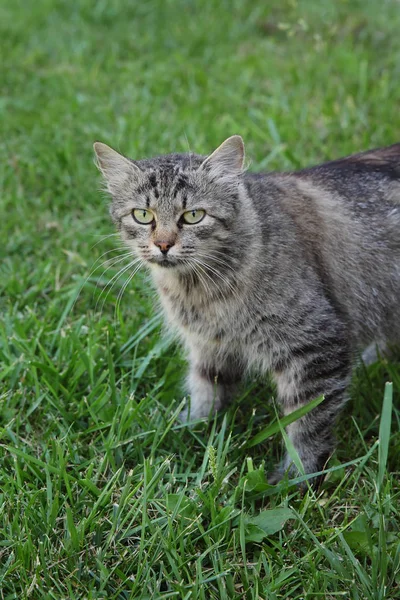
[{"left": 94, "top": 135, "right": 400, "bottom": 484}]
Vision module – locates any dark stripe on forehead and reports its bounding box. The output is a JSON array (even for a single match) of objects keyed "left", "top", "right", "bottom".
[
  {"left": 182, "top": 194, "right": 187, "bottom": 210},
  {"left": 136, "top": 173, "right": 159, "bottom": 199},
  {"left": 149, "top": 173, "right": 157, "bottom": 188},
  {"left": 148, "top": 172, "right": 160, "bottom": 199},
  {"left": 172, "top": 175, "right": 189, "bottom": 198}
]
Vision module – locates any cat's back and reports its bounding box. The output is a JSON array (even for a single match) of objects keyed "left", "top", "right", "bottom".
[
  {"left": 245, "top": 143, "right": 400, "bottom": 241},
  {"left": 287, "top": 143, "right": 400, "bottom": 252},
  {"left": 246, "top": 143, "right": 400, "bottom": 210},
  {"left": 295, "top": 143, "right": 400, "bottom": 212},
  {"left": 295, "top": 143, "right": 400, "bottom": 187},
  {"left": 244, "top": 143, "right": 400, "bottom": 345}
]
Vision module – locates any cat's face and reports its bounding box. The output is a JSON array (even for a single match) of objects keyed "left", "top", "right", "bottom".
[{"left": 94, "top": 136, "right": 245, "bottom": 273}]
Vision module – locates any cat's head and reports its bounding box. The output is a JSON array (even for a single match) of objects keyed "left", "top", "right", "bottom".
[{"left": 94, "top": 136, "right": 246, "bottom": 272}]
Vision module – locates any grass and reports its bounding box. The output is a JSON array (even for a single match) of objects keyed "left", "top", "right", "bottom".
[{"left": 1, "top": 0, "right": 400, "bottom": 597}]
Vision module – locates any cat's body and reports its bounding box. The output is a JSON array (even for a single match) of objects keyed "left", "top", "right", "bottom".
[{"left": 94, "top": 136, "right": 400, "bottom": 482}]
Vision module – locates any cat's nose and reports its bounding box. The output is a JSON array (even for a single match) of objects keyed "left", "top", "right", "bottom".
[{"left": 154, "top": 240, "right": 175, "bottom": 255}]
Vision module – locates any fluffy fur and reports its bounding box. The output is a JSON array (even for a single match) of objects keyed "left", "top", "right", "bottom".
[{"left": 94, "top": 136, "right": 400, "bottom": 483}]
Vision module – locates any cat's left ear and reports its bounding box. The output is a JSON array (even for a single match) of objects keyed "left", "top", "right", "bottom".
[
  {"left": 200, "top": 135, "right": 245, "bottom": 178},
  {"left": 93, "top": 142, "right": 142, "bottom": 193}
]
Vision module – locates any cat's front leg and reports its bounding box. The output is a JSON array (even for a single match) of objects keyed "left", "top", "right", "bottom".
[
  {"left": 271, "top": 337, "right": 352, "bottom": 485},
  {"left": 180, "top": 352, "right": 242, "bottom": 421}
]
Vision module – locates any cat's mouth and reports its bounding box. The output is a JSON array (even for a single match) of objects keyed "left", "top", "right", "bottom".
[{"left": 147, "top": 256, "right": 181, "bottom": 268}]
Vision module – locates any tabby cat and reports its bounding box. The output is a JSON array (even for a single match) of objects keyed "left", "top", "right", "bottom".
[{"left": 94, "top": 135, "right": 400, "bottom": 483}]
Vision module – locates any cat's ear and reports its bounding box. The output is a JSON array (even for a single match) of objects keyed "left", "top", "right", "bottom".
[
  {"left": 93, "top": 142, "right": 141, "bottom": 192},
  {"left": 200, "top": 135, "right": 245, "bottom": 178}
]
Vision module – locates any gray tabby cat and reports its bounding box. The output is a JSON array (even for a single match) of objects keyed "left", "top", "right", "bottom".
[{"left": 94, "top": 135, "right": 400, "bottom": 483}]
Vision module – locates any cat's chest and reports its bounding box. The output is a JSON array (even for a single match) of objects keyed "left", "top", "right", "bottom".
[
  {"left": 156, "top": 277, "right": 292, "bottom": 375},
  {"left": 158, "top": 283, "right": 288, "bottom": 374},
  {"left": 157, "top": 281, "right": 237, "bottom": 339}
]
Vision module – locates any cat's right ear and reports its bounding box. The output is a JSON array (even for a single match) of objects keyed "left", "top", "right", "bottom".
[
  {"left": 200, "top": 135, "right": 245, "bottom": 179},
  {"left": 93, "top": 142, "right": 141, "bottom": 193}
]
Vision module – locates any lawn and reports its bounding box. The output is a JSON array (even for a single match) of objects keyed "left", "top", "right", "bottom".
[{"left": 1, "top": 0, "right": 400, "bottom": 598}]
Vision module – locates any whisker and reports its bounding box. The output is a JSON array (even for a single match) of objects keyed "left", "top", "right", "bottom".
[
  {"left": 90, "top": 246, "right": 131, "bottom": 271},
  {"left": 90, "top": 233, "right": 120, "bottom": 249},
  {"left": 114, "top": 260, "right": 144, "bottom": 320},
  {"left": 201, "top": 246, "right": 266, "bottom": 268},
  {"left": 185, "top": 259, "right": 213, "bottom": 298},
  {"left": 190, "top": 257, "right": 246, "bottom": 313},
  {"left": 93, "top": 253, "right": 135, "bottom": 298},
  {"left": 189, "top": 259, "right": 236, "bottom": 318},
  {"left": 195, "top": 251, "right": 236, "bottom": 273},
  {"left": 93, "top": 252, "right": 133, "bottom": 276},
  {"left": 191, "top": 258, "right": 236, "bottom": 291},
  {"left": 96, "top": 257, "right": 143, "bottom": 313},
  {"left": 68, "top": 249, "right": 132, "bottom": 315}
]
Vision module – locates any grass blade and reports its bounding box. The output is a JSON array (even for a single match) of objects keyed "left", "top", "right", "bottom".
[
  {"left": 377, "top": 381, "right": 393, "bottom": 492},
  {"left": 247, "top": 395, "right": 325, "bottom": 448}
]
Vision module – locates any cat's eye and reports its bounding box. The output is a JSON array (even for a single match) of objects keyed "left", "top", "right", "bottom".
[
  {"left": 132, "top": 208, "right": 155, "bottom": 224},
  {"left": 182, "top": 209, "right": 206, "bottom": 224}
]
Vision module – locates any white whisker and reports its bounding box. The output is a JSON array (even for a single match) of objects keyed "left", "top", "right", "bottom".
[
  {"left": 68, "top": 248, "right": 133, "bottom": 315},
  {"left": 96, "top": 257, "right": 143, "bottom": 312},
  {"left": 90, "top": 246, "right": 131, "bottom": 271},
  {"left": 195, "top": 251, "right": 236, "bottom": 273},
  {"left": 190, "top": 257, "right": 247, "bottom": 315},
  {"left": 94, "top": 253, "right": 134, "bottom": 290},
  {"left": 185, "top": 259, "right": 213, "bottom": 299},
  {"left": 114, "top": 260, "right": 144, "bottom": 319},
  {"left": 90, "top": 233, "right": 120, "bottom": 248}
]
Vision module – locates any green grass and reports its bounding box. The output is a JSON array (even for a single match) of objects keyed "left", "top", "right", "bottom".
[{"left": 1, "top": 0, "right": 400, "bottom": 597}]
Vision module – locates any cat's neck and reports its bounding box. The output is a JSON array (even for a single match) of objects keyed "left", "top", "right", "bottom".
[{"left": 150, "top": 262, "right": 237, "bottom": 303}]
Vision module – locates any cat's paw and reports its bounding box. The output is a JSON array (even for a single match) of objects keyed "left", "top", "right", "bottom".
[
  {"left": 178, "top": 391, "right": 222, "bottom": 423},
  {"left": 267, "top": 465, "right": 286, "bottom": 485},
  {"left": 178, "top": 403, "right": 215, "bottom": 423},
  {"left": 177, "top": 402, "right": 209, "bottom": 424},
  {"left": 178, "top": 407, "right": 190, "bottom": 423},
  {"left": 268, "top": 457, "right": 326, "bottom": 489}
]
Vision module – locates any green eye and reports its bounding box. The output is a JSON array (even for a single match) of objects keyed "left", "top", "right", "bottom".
[
  {"left": 132, "top": 209, "right": 155, "bottom": 224},
  {"left": 182, "top": 209, "right": 206, "bottom": 224}
]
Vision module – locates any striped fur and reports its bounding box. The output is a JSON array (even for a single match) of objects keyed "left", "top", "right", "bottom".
[{"left": 94, "top": 137, "right": 400, "bottom": 484}]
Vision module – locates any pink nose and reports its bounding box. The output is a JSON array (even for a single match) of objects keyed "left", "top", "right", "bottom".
[{"left": 154, "top": 240, "right": 175, "bottom": 254}]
